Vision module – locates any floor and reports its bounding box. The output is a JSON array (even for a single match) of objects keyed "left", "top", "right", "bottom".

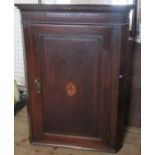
[{"left": 15, "top": 106, "right": 141, "bottom": 155}]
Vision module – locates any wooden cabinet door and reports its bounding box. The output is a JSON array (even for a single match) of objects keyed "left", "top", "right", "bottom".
[{"left": 24, "top": 24, "right": 122, "bottom": 150}]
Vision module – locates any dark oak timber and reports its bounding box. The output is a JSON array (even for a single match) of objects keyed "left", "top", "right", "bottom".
[
  {"left": 124, "top": 40, "right": 141, "bottom": 127},
  {"left": 16, "top": 4, "right": 132, "bottom": 152}
]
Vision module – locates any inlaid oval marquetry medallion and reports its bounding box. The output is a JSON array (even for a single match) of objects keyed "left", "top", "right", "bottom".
[{"left": 66, "top": 82, "right": 76, "bottom": 96}]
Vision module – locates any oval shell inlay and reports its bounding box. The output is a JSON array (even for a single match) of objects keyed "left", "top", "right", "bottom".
[{"left": 66, "top": 82, "right": 76, "bottom": 96}]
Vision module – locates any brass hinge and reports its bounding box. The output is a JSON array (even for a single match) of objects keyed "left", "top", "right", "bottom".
[{"left": 34, "top": 79, "right": 41, "bottom": 94}]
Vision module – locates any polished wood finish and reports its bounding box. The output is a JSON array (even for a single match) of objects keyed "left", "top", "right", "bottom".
[
  {"left": 124, "top": 40, "right": 141, "bottom": 127},
  {"left": 16, "top": 4, "right": 132, "bottom": 152}
]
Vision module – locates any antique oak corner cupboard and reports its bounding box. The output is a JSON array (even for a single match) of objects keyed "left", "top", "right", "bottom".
[{"left": 16, "top": 4, "right": 132, "bottom": 152}]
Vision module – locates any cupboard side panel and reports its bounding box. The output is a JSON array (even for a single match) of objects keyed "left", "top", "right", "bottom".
[{"left": 116, "top": 25, "right": 130, "bottom": 149}]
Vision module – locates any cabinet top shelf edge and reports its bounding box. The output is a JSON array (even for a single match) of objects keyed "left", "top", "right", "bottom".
[{"left": 15, "top": 4, "right": 133, "bottom": 13}]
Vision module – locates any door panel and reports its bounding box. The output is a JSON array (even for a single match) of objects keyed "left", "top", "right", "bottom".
[
  {"left": 26, "top": 24, "right": 112, "bottom": 146},
  {"left": 39, "top": 34, "right": 102, "bottom": 138}
]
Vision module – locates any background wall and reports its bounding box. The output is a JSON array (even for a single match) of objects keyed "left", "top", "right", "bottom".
[{"left": 14, "top": 0, "right": 38, "bottom": 89}]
